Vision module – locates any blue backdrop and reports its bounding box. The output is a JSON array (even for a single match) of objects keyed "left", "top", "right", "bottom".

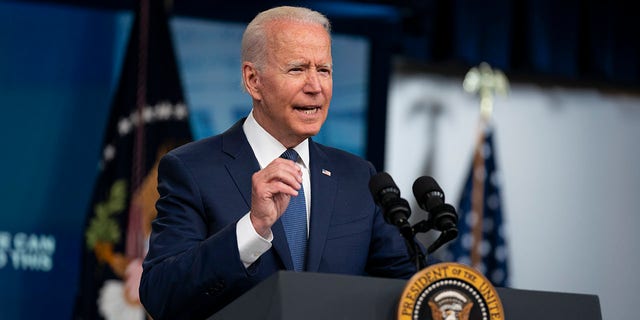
[{"left": 0, "top": 3, "right": 119, "bottom": 318}]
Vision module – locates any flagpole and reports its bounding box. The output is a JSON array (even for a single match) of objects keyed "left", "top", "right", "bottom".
[
  {"left": 462, "top": 62, "right": 509, "bottom": 270},
  {"left": 127, "top": 0, "right": 150, "bottom": 260}
]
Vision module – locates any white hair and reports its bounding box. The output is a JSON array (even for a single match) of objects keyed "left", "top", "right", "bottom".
[{"left": 241, "top": 6, "right": 331, "bottom": 71}]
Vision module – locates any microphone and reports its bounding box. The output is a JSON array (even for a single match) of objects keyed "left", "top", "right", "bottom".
[
  {"left": 412, "top": 176, "right": 458, "bottom": 234},
  {"left": 368, "top": 172, "right": 412, "bottom": 238}
]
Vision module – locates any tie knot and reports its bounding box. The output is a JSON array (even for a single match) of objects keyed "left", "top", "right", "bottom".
[{"left": 280, "top": 149, "right": 299, "bottom": 162}]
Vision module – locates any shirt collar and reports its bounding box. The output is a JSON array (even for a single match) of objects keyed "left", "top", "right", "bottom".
[{"left": 243, "top": 110, "right": 309, "bottom": 169}]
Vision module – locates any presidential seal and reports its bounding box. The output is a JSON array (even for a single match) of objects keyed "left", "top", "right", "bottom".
[{"left": 397, "top": 262, "right": 504, "bottom": 320}]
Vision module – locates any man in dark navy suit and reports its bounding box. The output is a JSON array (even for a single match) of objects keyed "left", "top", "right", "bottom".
[{"left": 140, "top": 6, "right": 422, "bottom": 319}]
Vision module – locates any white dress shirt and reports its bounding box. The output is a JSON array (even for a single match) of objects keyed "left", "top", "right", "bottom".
[{"left": 236, "top": 110, "right": 311, "bottom": 268}]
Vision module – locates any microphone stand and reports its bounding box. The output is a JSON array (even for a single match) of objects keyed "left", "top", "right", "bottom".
[
  {"left": 412, "top": 220, "right": 458, "bottom": 254},
  {"left": 398, "top": 226, "right": 428, "bottom": 271},
  {"left": 401, "top": 218, "right": 459, "bottom": 271}
]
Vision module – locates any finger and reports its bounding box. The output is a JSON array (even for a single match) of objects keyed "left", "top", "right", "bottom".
[
  {"left": 258, "top": 160, "right": 302, "bottom": 187},
  {"left": 255, "top": 175, "right": 300, "bottom": 198},
  {"left": 252, "top": 170, "right": 301, "bottom": 198},
  {"left": 267, "top": 158, "right": 302, "bottom": 176}
]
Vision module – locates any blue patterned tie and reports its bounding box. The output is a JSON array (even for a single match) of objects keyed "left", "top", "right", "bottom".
[{"left": 280, "top": 149, "right": 308, "bottom": 271}]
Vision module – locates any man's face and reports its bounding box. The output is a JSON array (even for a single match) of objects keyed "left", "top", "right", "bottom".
[{"left": 249, "top": 20, "right": 333, "bottom": 147}]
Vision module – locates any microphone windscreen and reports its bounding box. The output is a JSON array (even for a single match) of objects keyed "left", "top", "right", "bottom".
[
  {"left": 369, "top": 172, "right": 401, "bottom": 206},
  {"left": 368, "top": 172, "right": 396, "bottom": 195},
  {"left": 412, "top": 176, "right": 444, "bottom": 210}
]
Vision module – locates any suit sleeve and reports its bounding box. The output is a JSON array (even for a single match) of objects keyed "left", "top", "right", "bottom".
[{"left": 140, "top": 153, "right": 257, "bottom": 319}]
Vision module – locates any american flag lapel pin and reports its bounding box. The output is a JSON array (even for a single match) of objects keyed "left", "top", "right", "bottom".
[{"left": 322, "top": 169, "right": 332, "bottom": 176}]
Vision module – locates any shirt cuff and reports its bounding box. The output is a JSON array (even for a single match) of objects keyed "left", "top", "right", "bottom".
[{"left": 237, "top": 212, "right": 273, "bottom": 268}]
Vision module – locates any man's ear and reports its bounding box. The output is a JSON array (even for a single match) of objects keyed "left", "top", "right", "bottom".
[{"left": 242, "top": 62, "right": 261, "bottom": 101}]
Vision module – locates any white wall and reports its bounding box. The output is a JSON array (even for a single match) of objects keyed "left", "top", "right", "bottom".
[{"left": 385, "top": 70, "right": 640, "bottom": 319}]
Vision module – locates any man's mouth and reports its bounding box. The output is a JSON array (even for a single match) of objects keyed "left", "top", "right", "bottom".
[{"left": 294, "top": 106, "right": 320, "bottom": 114}]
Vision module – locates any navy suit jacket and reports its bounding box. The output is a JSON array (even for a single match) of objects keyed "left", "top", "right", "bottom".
[{"left": 140, "top": 119, "right": 419, "bottom": 319}]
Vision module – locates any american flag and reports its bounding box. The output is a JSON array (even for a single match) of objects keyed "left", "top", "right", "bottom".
[{"left": 443, "top": 124, "right": 509, "bottom": 287}]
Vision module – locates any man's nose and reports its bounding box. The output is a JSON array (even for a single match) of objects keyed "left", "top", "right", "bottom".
[{"left": 303, "top": 70, "right": 322, "bottom": 93}]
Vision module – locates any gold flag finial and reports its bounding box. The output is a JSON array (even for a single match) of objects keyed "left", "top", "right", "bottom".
[{"left": 463, "top": 62, "right": 509, "bottom": 120}]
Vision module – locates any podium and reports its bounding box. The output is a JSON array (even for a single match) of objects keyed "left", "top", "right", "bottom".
[{"left": 209, "top": 271, "right": 602, "bottom": 320}]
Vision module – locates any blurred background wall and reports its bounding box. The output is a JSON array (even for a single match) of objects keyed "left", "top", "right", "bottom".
[{"left": 0, "top": 0, "right": 637, "bottom": 319}]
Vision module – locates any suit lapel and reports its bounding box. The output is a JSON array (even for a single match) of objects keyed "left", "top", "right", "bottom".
[
  {"left": 306, "top": 141, "right": 337, "bottom": 272},
  {"left": 221, "top": 119, "right": 294, "bottom": 270},
  {"left": 222, "top": 119, "right": 257, "bottom": 209}
]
